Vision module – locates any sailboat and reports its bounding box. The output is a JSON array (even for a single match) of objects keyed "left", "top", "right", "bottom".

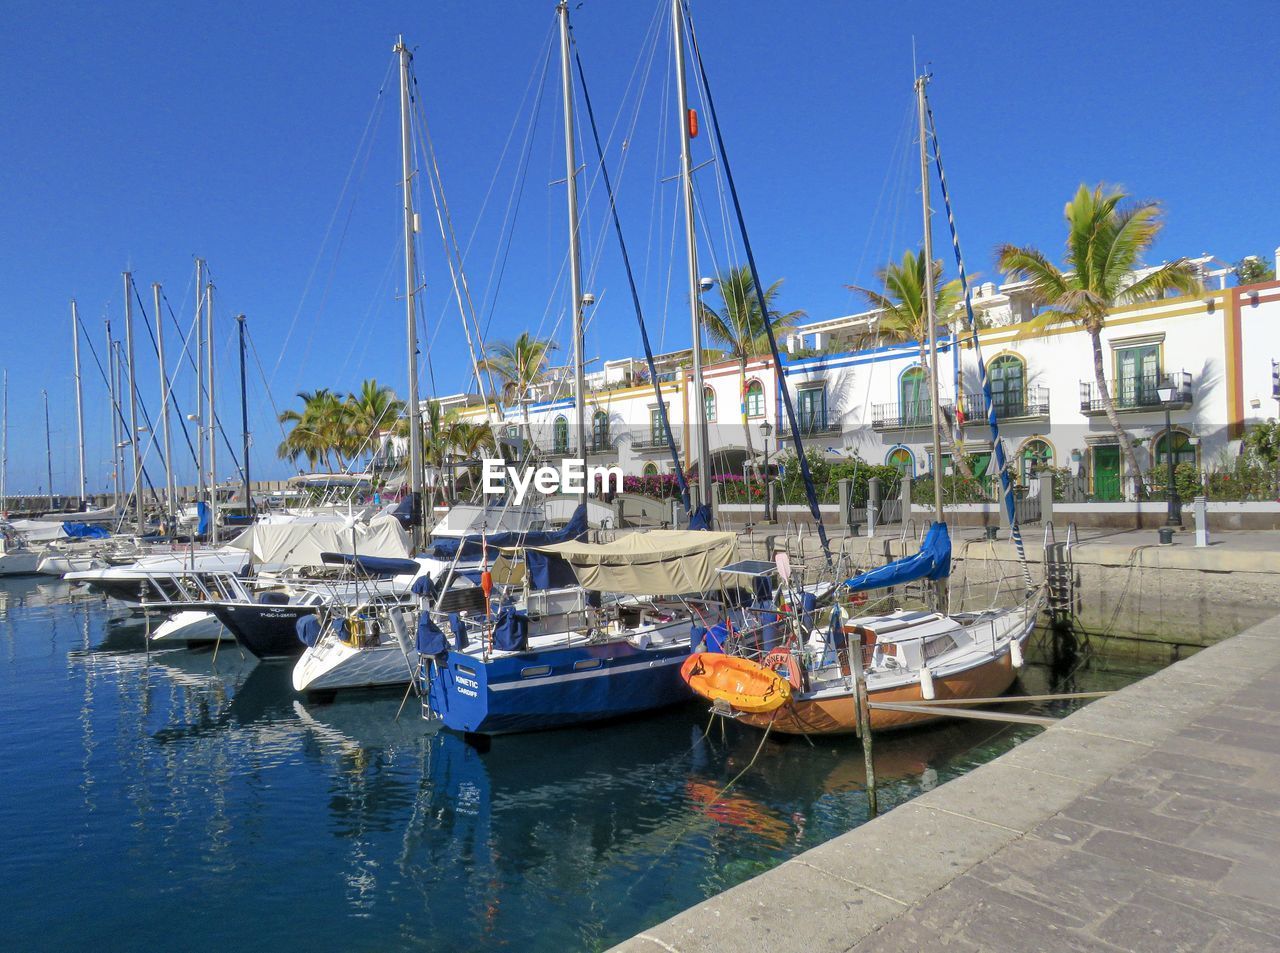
[{"left": 681, "top": 70, "right": 1044, "bottom": 735}]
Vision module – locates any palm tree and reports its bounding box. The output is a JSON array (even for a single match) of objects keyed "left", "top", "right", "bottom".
[
  {"left": 344, "top": 379, "right": 404, "bottom": 465},
  {"left": 420, "top": 399, "right": 496, "bottom": 503},
  {"left": 849, "top": 250, "right": 975, "bottom": 479},
  {"left": 700, "top": 265, "right": 805, "bottom": 475},
  {"left": 997, "top": 184, "right": 1203, "bottom": 492},
  {"left": 277, "top": 388, "right": 350, "bottom": 472},
  {"left": 477, "top": 332, "right": 558, "bottom": 451}
]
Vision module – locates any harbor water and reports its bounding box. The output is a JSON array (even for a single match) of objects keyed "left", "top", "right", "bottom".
[{"left": 2, "top": 578, "right": 1156, "bottom": 952}]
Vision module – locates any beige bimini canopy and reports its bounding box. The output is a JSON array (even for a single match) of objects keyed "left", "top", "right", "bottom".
[{"left": 532, "top": 530, "right": 738, "bottom": 596}]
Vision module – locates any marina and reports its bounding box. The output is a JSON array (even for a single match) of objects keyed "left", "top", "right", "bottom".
[{"left": 2, "top": 576, "right": 1159, "bottom": 953}]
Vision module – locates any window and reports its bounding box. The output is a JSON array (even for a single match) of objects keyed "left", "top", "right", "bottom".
[
  {"left": 745, "top": 380, "right": 764, "bottom": 418},
  {"left": 886, "top": 447, "right": 914, "bottom": 476},
  {"left": 703, "top": 387, "right": 717, "bottom": 423},
  {"left": 592, "top": 410, "right": 609, "bottom": 451},
  {"left": 900, "top": 366, "right": 927, "bottom": 423},
  {"left": 1154, "top": 431, "right": 1196, "bottom": 468},
  {"left": 1019, "top": 439, "right": 1053, "bottom": 482},
  {"left": 989, "top": 355, "right": 1025, "bottom": 418},
  {"left": 1115, "top": 344, "right": 1160, "bottom": 407},
  {"left": 553, "top": 416, "right": 569, "bottom": 454},
  {"left": 797, "top": 386, "right": 827, "bottom": 434},
  {"left": 642, "top": 462, "right": 659, "bottom": 477},
  {"left": 649, "top": 407, "right": 664, "bottom": 443}
]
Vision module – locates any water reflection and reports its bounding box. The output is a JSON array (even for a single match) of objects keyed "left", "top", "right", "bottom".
[{"left": 5, "top": 580, "right": 1158, "bottom": 953}]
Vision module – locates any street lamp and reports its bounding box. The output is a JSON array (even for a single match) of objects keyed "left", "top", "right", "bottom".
[
  {"left": 1155, "top": 380, "right": 1182, "bottom": 527},
  {"left": 759, "top": 419, "right": 774, "bottom": 521}
]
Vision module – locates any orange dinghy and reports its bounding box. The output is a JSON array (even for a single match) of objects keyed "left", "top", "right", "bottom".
[{"left": 680, "top": 653, "right": 791, "bottom": 713}]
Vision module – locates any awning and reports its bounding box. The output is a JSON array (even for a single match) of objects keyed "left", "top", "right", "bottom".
[{"left": 533, "top": 530, "right": 739, "bottom": 596}]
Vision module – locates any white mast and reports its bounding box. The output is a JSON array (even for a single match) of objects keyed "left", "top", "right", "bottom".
[
  {"left": 105, "top": 322, "right": 120, "bottom": 510},
  {"left": 43, "top": 389, "right": 53, "bottom": 511},
  {"left": 153, "top": 282, "right": 176, "bottom": 524},
  {"left": 194, "top": 258, "right": 206, "bottom": 511},
  {"left": 206, "top": 278, "right": 218, "bottom": 543},
  {"left": 396, "top": 36, "right": 426, "bottom": 549},
  {"left": 1, "top": 370, "right": 7, "bottom": 516},
  {"left": 123, "top": 272, "right": 145, "bottom": 535},
  {"left": 916, "top": 72, "right": 947, "bottom": 611},
  {"left": 673, "top": 0, "right": 711, "bottom": 506},
  {"left": 557, "top": 1, "right": 588, "bottom": 503},
  {"left": 71, "top": 299, "right": 87, "bottom": 508}
]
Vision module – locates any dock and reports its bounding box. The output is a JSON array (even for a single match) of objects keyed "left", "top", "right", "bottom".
[{"left": 611, "top": 613, "right": 1280, "bottom": 952}]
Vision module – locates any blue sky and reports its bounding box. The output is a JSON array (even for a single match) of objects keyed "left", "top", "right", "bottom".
[{"left": 3, "top": 0, "right": 1277, "bottom": 495}]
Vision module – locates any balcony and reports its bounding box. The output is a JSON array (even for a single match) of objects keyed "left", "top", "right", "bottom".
[
  {"left": 961, "top": 386, "right": 1050, "bottom": 424},
  {"left": 1079, "top": 370, "right": 1192, "bottom": 415},
  {"left": 796, "top": 415, "right": 842, "bottom": 437},
  {"left": 871, "top": 399, "right": 953, "bottom": 432},
  {"left": 629, "top": 432, "right": 671, "bottom": 451}
]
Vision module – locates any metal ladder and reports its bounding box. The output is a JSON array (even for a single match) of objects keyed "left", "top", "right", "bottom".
[{"left": 1043, "top": 521, "right": 1077, "bottom": 622}]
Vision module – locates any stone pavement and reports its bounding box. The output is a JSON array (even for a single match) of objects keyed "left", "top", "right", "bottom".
[{"left": 611, "top": 616, "right": 1280, "bottom": 953}]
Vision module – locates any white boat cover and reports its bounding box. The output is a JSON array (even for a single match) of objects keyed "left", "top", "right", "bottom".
[
  {"left": 7, "top": 519, "right": 69, "bottom": 542},
  {"left": 228, "top": 514, "right": 410, "bottom": 570},
  {"left": 533, "top": 530, "right": 739, "bottom": 596}
]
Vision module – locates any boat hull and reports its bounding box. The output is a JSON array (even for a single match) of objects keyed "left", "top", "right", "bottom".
[
  {"left": 293, "top": 641, "right": 415, "bottom": 692},
  {"left": 0, "top": 552, "right": 40, "bottom": 577},
  {"left": 149, "top": 610, "right": 228, "bottom": 645},
  {"left": 737, "top": 648, "right": 1020, "bottom": 735},
  {"left": 426, "top": 640, "right": 695, "bottom": 736},
  {"left": 208, "top": 603, "right": 315, "bottom": 659}
]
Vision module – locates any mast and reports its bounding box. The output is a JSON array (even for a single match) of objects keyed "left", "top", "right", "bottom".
[
  {"left": 557, "top": 2, "right": 588, "bottom": 503},
  {"left": 673, "top": 0, "right": 711, "bottom": 506},
  {"left": 123, "top": 272, "right": 145, "bottom": 535},
  {"left": 194, "top": 258, "right": 205, "bottom": 511},
  {"left": 153, "top": 282, "right": 176, "bottom": 525},
  {"left": 43, "top": 390, "right": 53, "bottom": 511},
  {"left": 106, "top": 322, "right": 119, "bottom": 510},
  {"left": 237, "top": 314, "right": 252, "bottom": 520},
  {"left": 916, "top": 72, "right": 946, "bottom": 610},
  {"left": 1, "top": 370, "right": 7, "bottom": 516},
  {"left": 71, "top": 300, "right": 87, "bottom": 508},
  {"left": 206, "top": 279, "right": 218, "bottom": 543},
  {"left": 396, "top": 36, "right": 425, "bottom": 549}
]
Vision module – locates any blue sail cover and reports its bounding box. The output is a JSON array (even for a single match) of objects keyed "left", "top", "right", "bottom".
[
  {"left": 843, "top": 521, "right": 951, "bottom": 593},
  {"left": 62, "top": 522, "right": 109, "bottom": 539},
  {"left": 318, "top": 552, "right": 420, "bottom": 576},
  {"left": 427, "top": 504, "right": 588, "bottom": 561},
  {"left": 196, "top": 501, "right": 211, "bottom": 537}
]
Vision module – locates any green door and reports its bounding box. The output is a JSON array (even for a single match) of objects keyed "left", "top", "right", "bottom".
[{"left": 1093, "top": 446, "right": 1121, "bottom": 501}]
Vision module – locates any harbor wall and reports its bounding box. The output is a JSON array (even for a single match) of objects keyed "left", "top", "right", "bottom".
[{"left": 734, "top": 529, "right": 1280, "bottom": 662}]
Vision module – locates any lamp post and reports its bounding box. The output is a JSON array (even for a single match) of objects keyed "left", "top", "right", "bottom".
[
  {"left": 1156, "top": 380, "right": 1182, "bottom": 527},
  {"left": 759, "top": 419, "right": 773, "bottom": 521}
]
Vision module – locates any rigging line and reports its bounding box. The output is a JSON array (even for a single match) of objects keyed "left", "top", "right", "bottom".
[
  {"left": 574, "top": 45, "right": 691, "bottom": 511},
  {"left": 242, "top": 324, "right": 288, "bottom": 442},
  {"left": 271, "top": 54, "right": 396, "bottom": 385},
  {"left": 291, "top": 76, "right": 391, "bottom": 390},
  {"left": 850, "top": 97, "right": 915, "bottom": 301},
  {"left": 343, "top": 236, "right": 404, "bottom": 388},
  {"left": 137, "top": 283, "right": 244, "bottom": 479},
  {"left": 479, "top": 27, "right": 556, "bottom": 340},
  {"left": 408, "top": 70, "right": 497, "bottom": 422},
  {"left": 678, "top": 0, "right": 831, "bottom": 561},
  {"left": 160, "top": 291, "right": 208, "bottom": 468},
  {"left": 641, "top": 15, "right": 674, "bottom": 316}
]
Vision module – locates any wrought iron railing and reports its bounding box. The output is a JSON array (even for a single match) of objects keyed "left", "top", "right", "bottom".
[
  {"left": 1079, "top": 371, "right": 1192, "bottom": 413},
  {"left": 961, "top": 385, "right": 1050, "bottom": 421},
  {"left": 871, "top": 399, "right": 952, "bottom": 430}
]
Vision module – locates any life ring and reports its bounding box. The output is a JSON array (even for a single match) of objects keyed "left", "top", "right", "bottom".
[{"left": 762, "top": 647, "right": 806, "bottom": 692}]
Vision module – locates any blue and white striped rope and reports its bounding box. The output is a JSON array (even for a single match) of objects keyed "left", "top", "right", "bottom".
[{"left": 925, "top": 99, "right": 1035, "bottom": 591}]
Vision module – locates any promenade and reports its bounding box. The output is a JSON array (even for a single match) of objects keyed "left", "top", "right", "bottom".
[{"left": 613, "top": 613, "right": 1280, "bottom": 952}]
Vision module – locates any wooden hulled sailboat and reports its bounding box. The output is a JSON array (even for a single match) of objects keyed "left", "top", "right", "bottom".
[{"left": 681, "top": 70, "right": 1044, "bottom": 735}]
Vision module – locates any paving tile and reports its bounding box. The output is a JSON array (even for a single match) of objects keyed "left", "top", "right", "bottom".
[
  {"left": 797, "top": 803, "right": 1019, "bottom": 907},
  {"left": 1081, "top": 829, "right": 1233, "bottom": 882},
  {"left": 1001, "top": 729, "right": 1152, "bottom": 785},
  {"left": 910, "top": 762, "right": 1093, "bottom": 834},
  {"left": 1063, "top": 794, "right": 1193, "bottom": 845},
  {"left": 643, "top": 857, "right": 907, "bottom": 953},
  {"left": 1094, "top": 889, "right": 1224, "bottom": 952},
  {"left": 1137, "top": 748, "right": 1256, "bottom": 784}
]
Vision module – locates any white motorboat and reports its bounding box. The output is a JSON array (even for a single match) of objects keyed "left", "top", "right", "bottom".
[{"left": 149, "top": 610, "right": 229, "bottom": 646}]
